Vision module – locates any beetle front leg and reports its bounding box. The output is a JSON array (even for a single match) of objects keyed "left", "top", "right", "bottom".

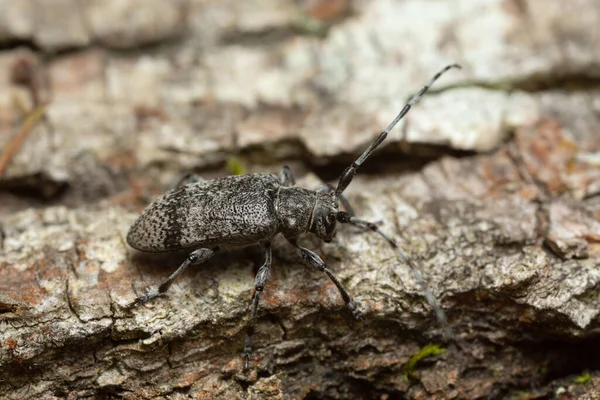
[
  {"left": 286, "top": 238, "right": 363, "bottom": 320},
  {"left": 127, "top": 248, "right": 215, "bottom": 308},
  {"left": 244, "top": 242, "right": 272, "bottom": 369}
]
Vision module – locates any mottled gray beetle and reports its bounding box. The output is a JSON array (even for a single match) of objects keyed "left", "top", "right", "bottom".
[{"left": 127, "top": 64, "right": 460, "bottom": 368}]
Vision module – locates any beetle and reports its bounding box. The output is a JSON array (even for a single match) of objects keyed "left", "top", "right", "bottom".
[{"left": 126, "top": 64, "right": 460, "bottom": 368}]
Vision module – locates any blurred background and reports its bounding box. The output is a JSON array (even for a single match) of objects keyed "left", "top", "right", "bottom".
[
  {"left": 1, "top": 0, "right": 598, "bottom": 211},
  {"left": 1, "top": 1, "right": 600, "bottom": 399}
]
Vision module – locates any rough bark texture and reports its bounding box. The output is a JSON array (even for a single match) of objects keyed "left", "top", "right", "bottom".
[{"left": 1, "top": 1, "right": 600, "bottom": 399}]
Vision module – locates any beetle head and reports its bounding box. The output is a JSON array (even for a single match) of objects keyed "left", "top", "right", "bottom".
[{"left": 310, "top": 192, "right": 339, "bottom": 242}]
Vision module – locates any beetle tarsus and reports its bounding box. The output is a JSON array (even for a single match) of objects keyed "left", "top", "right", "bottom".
[{"left": 348, "top": 300, "right": 364, "bottom": 321}]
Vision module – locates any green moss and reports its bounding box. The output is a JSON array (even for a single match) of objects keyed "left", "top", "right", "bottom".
[
  {"left": 574, "top": 371, "right": 591, "bottom": 384},
  {"left": 226, "top": 156, "right": 247, "bottom": 175},
  {"left": 292, "top": 14, "right": 328, "bottom": 37},
  {"left": 404, "top": 344, "right": 446, "bottom": 381}
]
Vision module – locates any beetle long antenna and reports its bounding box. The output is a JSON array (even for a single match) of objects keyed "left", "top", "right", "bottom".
[
  {"left": 335, "top": 64, "right": 461, "bottom": 196},
  {"left": 337, "top": 211, "right": 454, "bottom": 341}
]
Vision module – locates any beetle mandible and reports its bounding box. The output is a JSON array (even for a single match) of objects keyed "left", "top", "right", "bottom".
[{"left": 126, "top": 64, "right": 461, "bottom": 368}]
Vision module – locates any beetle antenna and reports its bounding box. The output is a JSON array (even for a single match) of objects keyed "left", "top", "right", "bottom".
[
  {"left": 335, "top": 64, "right": 461, "bottom": 196},
  {"left": 337, "top": 212, "right": 454, "bottom": 341}
]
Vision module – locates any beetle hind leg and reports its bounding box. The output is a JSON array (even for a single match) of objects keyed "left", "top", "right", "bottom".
[{"left": 127, "top": 248, "right": 215, "bottom": 308}]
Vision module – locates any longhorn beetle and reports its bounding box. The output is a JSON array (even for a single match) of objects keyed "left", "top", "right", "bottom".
[{"left": 126, "top": 64, "right": 460, "bottom": 368}]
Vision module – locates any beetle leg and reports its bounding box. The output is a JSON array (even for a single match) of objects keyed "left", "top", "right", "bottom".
[
  {"left": 286, "top": 237, "right": 363, "bottom": 320},
  {"left": 244, "top": 242, "right": 272, "bottom": 369},
  {"left": 279, "top": 165, "right": 295, "bottom": 187},
  {"left": 127, "top": 248, "right": 215, "bottom": 308},
  {"left": 171, "top": 172, "right": 205, "bottom": 190}
]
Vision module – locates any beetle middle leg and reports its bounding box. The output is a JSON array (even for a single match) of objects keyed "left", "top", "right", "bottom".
[
  {"left": 286, "top": 237, "right": 363, "bottom": 320},
  {"left": 244, "top": 242, "right": 272, "bottom": 368},
  {"left": 279, "top": 165, "right": 295, "bottom": 187},
  {"left": 128, "top": 247, "right": 215, "bottom": 308}
]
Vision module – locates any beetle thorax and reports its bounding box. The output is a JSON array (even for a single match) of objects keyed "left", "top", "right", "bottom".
[
  {"left": 275, "top": 188, "right": 338, "bottom": 241},
  {"left": 275, "top": 187, "right": 316, "bottom": 237}
]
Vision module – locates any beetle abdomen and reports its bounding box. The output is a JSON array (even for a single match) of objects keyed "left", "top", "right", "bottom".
[{"left": 127, "top": 174, "right": 280, "bottom": 252}]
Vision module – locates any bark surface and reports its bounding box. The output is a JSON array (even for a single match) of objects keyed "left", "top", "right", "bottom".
[{"left": 1, "top": 1, "right": 600, "bottom": 399}]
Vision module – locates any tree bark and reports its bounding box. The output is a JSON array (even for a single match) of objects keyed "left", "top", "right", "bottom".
[{"left": 1, "top": 1, "right": 600, "bottom": 398}]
